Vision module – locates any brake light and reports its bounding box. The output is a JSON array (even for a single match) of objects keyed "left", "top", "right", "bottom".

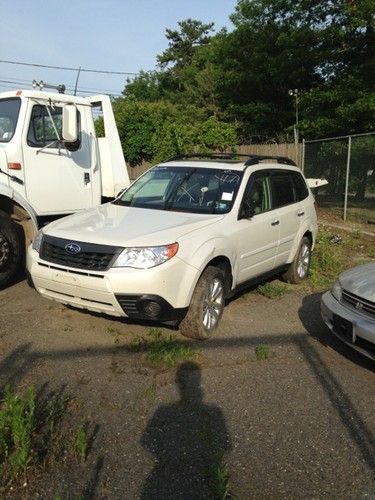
[
  {"left": 16, "top": 90, "right": 22, "bottom": 96},
  {"left": 8, "top": 163, "right": 22, "bottom": 170}
]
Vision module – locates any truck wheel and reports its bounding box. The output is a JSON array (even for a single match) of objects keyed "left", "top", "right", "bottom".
[
  {"left": 0, "top": 217, "right": 24, "bottom": 289},
  {"left": 179, "top": 266, "right": 226, "bottom": 340},
  {"left": 282, "top": 236, "right": 311, "bottom": 284}
]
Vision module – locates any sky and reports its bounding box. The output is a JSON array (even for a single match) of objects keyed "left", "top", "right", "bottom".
[{"left": 0, "top": 0, "right": 237, "bottom": 97}]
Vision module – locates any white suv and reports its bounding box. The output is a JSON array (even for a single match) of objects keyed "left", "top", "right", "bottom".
[{"left": 27, "top": 154, "right": 318, "bottom": 339}]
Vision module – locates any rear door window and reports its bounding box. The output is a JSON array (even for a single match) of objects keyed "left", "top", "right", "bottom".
[{"left": 270, "top": 171, "right": 295, "bottom": 208}]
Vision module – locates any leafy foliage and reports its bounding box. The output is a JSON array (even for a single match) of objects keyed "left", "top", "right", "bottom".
[
  {"left": 110, "top": 99, "right": 237, "bottom": 166},
  {"left": 114, "top": 1, "right": 374, "bottom": 165}
]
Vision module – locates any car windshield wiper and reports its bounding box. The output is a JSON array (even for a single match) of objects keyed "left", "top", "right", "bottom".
[
  {"left": 112, "top": 198, "right": 131, "bottom": 206},
  {"left": 164, "top": 169, "right": 197, "bottom": 210}
]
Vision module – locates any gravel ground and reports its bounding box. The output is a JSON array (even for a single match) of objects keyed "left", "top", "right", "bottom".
[{"left": 0, "top": 279, "right": 374, "bottom": 499}]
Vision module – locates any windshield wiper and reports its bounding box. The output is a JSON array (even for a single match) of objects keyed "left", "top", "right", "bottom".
[{"left": 164, "top": 169, "right": 197, "bottom": 210}]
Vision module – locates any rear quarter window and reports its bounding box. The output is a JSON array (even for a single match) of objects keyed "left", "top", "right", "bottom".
[{"left": 291, "top": 171, "right": 309, "bottom": 201}]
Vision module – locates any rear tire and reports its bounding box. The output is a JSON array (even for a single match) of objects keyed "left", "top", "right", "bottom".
[
  {"left": 282, "top": 236, "right": 311, "bottom": 284},
  {"left": 179, "top": 266, "right": 226, "bottom": 340},
  {"left": 0, "top": 217, "right": 24, "bottom": 289}
]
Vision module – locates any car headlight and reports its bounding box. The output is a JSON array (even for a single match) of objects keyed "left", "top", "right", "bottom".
[
  {"left": 32, "top": 229, "right": 44, "bottom": 253},
  {"left": 112, "top": 243, "right": 178, "bottom": 269},
  {"left": 331, "top": 279, "right": 342, "bottom": 302}
]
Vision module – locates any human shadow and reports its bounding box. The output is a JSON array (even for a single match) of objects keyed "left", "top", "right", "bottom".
[{"left": 141, "top": 361, "right": 231, "bottom": 499}]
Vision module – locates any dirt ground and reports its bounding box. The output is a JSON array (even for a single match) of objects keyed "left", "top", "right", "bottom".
[{"left": 1, "top": 271, "right": 374, "bottom": 499}]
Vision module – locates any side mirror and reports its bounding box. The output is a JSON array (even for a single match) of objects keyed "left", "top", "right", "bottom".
[
  {"left": 239, "top": 199, "right": 256, "bottom": 220},
  {"left": 62, "top": 104, "right": 78, "bottom": 142}
]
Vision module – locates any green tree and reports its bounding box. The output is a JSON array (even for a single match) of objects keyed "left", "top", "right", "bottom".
[{"left": 157, "top": 18, "right": 214, "bottom": 70}]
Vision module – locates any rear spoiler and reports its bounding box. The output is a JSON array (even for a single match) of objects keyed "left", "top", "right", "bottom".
[{"left": 306, "top": 178, "right": 328, "bottom": 189}]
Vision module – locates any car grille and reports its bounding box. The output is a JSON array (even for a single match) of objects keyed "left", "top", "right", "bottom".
[
  {"left": 40, "top": 235, "right": 122, "bottom": 271},
  {"left": 342, "top": 289, "right": 375, "bottom": 319}
]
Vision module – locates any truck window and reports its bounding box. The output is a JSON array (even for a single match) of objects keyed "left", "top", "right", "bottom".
[
  {"left": 27, "top": 104, "right": 81, "bottom": 151},
  {"left": 0, "top": 98, "right": 21, "bottom": 143},
  {"left": 91, "top": 102, "right": 105, "bottom": 138}
]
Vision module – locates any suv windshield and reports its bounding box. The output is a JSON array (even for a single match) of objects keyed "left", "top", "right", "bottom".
[
  {"left": 114, "top": 166, "right": 243, "bottom": 214},
  {"left": 0, "top": 98, "right": 21, "bottom": 143}
]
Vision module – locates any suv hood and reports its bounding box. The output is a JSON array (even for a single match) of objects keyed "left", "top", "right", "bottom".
[
  {"left": 44, "top": 203, "right": 224, "bottom": 247},
  {"left": 339, "top": 262, "right": 375, "bottom": 302}
]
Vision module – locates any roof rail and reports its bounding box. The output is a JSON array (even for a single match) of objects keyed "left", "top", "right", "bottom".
[
  {"left": 166, "top": 152, "right": 296, "bottom": 166},
  {"left": 244, "top": 155, "right": 296, "bottom": 166},
  {"left": 166, "top": 152, "right": 246, "bottom": 162}
]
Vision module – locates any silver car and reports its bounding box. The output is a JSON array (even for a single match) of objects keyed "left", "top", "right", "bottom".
[{"left": 321, "top": 262, "right": 375, "bottom": 360}]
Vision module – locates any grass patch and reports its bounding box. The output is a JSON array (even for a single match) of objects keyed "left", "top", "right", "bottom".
[
  {"left": 210, "top": 452, "right": 232, "bottom": 499},
  {"left": 71, "top": 425, "right": 87, "bottom": 461},
  {"left": 131, "top": 328, "right": 198, "bottom": 367},
  {"left": 0, "top": 385, "right": 91, "bottom": 485},
  {"left": 309, "top": 230, "right": 346, "bottom": 289},
  {"left": 0, "top": 385, "right": 36, "bottom": 478},
  {"left": 256, "top": 281, "right": 289, "bottom": 299},
  {"left": 255, "top": 344, "right": 271, "bottom": 360}
]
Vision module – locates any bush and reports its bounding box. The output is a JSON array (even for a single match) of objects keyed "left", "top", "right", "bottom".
[{"left": 102, "top": 98, "right": 237, "bottom": 166}]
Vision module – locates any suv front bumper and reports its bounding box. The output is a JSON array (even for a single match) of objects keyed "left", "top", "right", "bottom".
[{"left": 27, "top": 246, "right": 196, "bottom": 321}]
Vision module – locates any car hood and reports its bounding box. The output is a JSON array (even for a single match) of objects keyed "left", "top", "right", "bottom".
[
  {"left": 339, "top": 262, "right": 375, "bottom": 302},
  {"left": 44, "top": 203, "right": 224, "bottom": 247}
]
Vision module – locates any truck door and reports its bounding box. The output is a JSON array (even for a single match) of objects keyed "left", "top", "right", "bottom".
[{"left": 22, "top": 101, "right": 93, "bottom": 215}]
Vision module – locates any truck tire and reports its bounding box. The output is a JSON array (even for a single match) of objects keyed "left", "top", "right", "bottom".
[
  {"left": 282, "top": 236, "right": 311, "bottom": 284},
  {"left": 0, "top": 217, "right": 24, "bottom": 289},
  {"left": 179, "top": 266, "right": 226, "bottom": 340}
]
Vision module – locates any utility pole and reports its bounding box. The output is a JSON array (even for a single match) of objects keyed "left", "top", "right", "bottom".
[{"left": 288, "top": 88, "right": 299, "bottom": 145}]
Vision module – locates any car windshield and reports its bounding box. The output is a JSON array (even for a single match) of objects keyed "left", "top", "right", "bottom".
[
  {"left": 0, "top": 98, "right": 21, "bottom": 143},
  {"left": 114, "top": 165, "right": 243, "bottom": 214}
]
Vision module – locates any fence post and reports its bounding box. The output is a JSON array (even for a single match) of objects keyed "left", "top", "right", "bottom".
[
  {"left": 301, "top": 139, "right": 305, "bottom": 172},
  {"left": 343, "top": 135, "right": 352, "bottom": 222}
]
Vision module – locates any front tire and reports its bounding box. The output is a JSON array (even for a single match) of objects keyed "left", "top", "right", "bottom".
[
  {"left": 282, "top": 236, "right": 311, "bottom": 284},
  {"left": 179, "top": 266, "right": 226, "bottom": 340},
  {"left": 0, "top": 217, "right": 24, "bottom": 289}
]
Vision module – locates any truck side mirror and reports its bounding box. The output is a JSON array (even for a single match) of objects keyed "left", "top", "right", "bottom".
[{"left": 62, "top": 105, "right": 78, "bottom": 142}]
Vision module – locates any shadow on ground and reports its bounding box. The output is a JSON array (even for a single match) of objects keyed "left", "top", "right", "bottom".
[{"left": 141, "top": 361, "right": 230, "bottom": 499}]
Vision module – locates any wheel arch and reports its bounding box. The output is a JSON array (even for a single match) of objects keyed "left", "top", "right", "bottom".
[
  {"left": 0, "top": 191, "right": 39, "bottom": 246},
  {"left": 203, "top": 255, "right": 233, "bottom": 297}
]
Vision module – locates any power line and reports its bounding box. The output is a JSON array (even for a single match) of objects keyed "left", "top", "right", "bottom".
[
  {"left": 0, "top": 59, "right": 139, "bottom": 76},
  {"left": 0, "top": 78, "right": 123, "bottom": 97}
]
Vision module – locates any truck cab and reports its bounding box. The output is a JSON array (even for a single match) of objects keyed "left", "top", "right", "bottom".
[{"left": 0, "top": 88, "right": 130, "bottom": 288}]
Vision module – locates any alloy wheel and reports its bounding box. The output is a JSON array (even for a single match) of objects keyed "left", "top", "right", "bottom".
[
  {"left": 297, "top": 242, "right": 310, "bottom": 278},
  {"left": 202, "top": 277, "right": 224, "bottom": 330}
]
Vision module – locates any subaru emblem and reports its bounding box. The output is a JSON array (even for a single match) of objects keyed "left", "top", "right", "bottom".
[{"left": 65, "top": 243, "right": 81, "bottom": 254}]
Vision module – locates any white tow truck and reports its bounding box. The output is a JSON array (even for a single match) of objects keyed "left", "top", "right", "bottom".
[{"left": 0, "top": 84, "right": 130, "bottom": 288}]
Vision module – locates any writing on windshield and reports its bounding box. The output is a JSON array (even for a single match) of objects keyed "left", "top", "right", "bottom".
[{"left": 114, "top": 166, "right": 243, "bottom": 214}]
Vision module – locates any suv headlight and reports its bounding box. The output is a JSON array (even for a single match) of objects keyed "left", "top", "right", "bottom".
[
  {"left": 112, "top": 243, "right": 178, "bottom": 269},
  {"left": 32, "top": 229, "right": 44, "bottom": 253},
  {"left": 331, "top": 279, "right": 342, "bottom": 302}
]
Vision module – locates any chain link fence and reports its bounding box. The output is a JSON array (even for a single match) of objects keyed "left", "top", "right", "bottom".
[{"left": 303, "top": 132, "right": 375, "bottom": 223}]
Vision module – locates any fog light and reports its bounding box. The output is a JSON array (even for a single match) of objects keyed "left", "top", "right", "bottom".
[{"left": 142, "top": 300, "right": 162, "bottom": 318}]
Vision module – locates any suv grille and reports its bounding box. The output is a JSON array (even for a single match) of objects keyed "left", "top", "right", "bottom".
[
  {"left": 40, "top": 235, "right": 122, "bottom": 271},
  {"left": 342, "top": 289, "right": 375, "bottom": 319}
]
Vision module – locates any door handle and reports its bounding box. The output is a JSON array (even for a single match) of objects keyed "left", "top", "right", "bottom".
[
  {"left": 271, "top": 219, "right": 279, "bottom": 226},
  {"left": 297, "top": 211, "right": 305, "bottom": 217},
  {"left": 84, "top": 172, "right": 90, "bottom": 185}
]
